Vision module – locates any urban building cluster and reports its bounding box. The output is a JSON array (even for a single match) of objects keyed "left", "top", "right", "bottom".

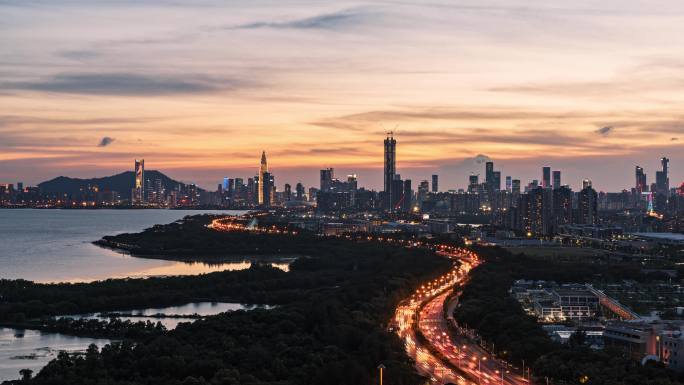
[
  {"left": 511, "top": 279, "right": 684, "bottom": 372},
  {"left": 2, "top": 135, "right": 684, "bottom": 238}
]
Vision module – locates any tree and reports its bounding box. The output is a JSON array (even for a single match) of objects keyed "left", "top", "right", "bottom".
[{"left": 19, "top": 368, "right": 33, "bottom": 382}]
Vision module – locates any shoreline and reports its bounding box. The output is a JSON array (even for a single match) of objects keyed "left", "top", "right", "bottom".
[{"left": 93, "top": 238, "right": 302, "bottom": 264}]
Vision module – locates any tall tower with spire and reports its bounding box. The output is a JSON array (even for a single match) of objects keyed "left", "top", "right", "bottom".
[{"left": 258, "top": 151, "right": 268, "bottom": 205}]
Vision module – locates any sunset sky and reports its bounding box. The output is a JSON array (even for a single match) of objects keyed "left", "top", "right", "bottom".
[{"left": 1, "top": 0, "right": 684, "bottom": 191}]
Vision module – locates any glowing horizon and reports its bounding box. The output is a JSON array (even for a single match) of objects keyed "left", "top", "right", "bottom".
[{"left": 1, "top": 1, "right": 683, "bottom": 191}]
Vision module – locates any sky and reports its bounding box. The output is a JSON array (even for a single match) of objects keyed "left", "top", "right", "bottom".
[{"left": 1, "top": 0, "right": 684, "bottom": 192}]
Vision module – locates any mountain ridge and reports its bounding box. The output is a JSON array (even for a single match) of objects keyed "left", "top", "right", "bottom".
[{"left": 38, "top": 170, "right": 203, "bottom": 196}]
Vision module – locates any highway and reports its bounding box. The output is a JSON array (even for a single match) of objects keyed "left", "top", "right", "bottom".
[
  {"left": 395, "top": 247, "right": 530, "bottom": 385},
  {"left": 208, "top": 215, "right": 530, "bottom": 384}
]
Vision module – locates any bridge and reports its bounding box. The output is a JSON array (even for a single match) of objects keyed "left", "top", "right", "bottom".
[{"left": 585, "top": 284, "right": 641, "bottom": 320}]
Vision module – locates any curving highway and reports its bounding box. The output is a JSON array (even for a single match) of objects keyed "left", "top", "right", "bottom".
[{"left": 395, "top": 247, "right": 530, "bottom": 385}]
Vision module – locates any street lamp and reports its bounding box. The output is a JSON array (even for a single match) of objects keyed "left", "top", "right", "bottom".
[
  {"left": 479, "top": 356, "right": 487, "bottom": 385},
  {"left": 377, "top": 364, "right": 386, "bottom": 385}
]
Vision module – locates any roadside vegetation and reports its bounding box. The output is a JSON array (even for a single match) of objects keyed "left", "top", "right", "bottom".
[{"left": 454, "top": 245, "right": 683, "bottom": 385}]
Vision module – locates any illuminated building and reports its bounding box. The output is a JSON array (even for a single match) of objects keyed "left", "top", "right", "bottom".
[
  {"left": 552, "top": 185, "right": 573, "bottom": 230},
  {"left": 261, "top": 171, "right": 274, "bottom": 206},
  {"left": 133, "top": 159, "right": 145, "bottom": 204},
  {"left": 383, "top": 133, "right": 396, "bottom": 211},
  {"left": 635, "top": 166, "right": 647, "bottom": 194},
  {"left": 257, "top": 151, "right": 268, "bottom": 205},
  {"left": 578, "top": 183, "right": 598, "bottom": 225},
  {"left": 655, "top": 157, "right": 670, "bottom": 211}
]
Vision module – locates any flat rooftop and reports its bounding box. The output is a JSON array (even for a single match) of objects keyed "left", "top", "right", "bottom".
[{"left": 630, "top": 233, "right": 684, "bottom": 242}]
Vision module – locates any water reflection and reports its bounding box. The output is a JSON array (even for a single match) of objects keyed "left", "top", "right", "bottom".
[
  {"left": 0, "top": 302, "right": 272, "bottom": 381},
  {"left": 65, "top": 302, "right": 272, "bottom": 329},
  {"left": 0, "top": 328, "right": 109, "bottom": 382},
  {"left": 59, "top": 259, "right": 293, "bottom": 283}
]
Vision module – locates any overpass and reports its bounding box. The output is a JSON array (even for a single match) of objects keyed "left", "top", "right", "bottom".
[{"left": 585, "top": 284, "right": 641, "bottom": 320}]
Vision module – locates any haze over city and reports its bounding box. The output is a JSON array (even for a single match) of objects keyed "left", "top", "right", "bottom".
[{"left": 2, "top": 0, "right": 684, "bottom": 190}]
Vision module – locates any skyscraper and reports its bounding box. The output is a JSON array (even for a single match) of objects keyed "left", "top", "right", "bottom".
[
  {"left": 258, "top": 151, "right": 268, "bottom": 205},
  {"left": 505, "top": 176, "right": 512, "bottom": 192},
  {"left": 133, "top": 159, "right": 144, "bottom": 204},
  {"left": 492, "top": 171, "right": 501, "bottom": 191},
  {"left": 261, "top": 171, "right": 274, "bottom": 206},
  {"left": 431, "top": 174, "right": 438, "bottom": 193},
  {"left": 542, "top": 166, "right": 551, "bottom": 189},
  {"left": 284, "top": 183, "right": 292, "bottom": 201},
  {"left": 656, "top": 157, "right": 670, "bottom": 194},
  {"left": 383, "top": 133, "right": 396, "bottom": 211},
  {"left": 402, "top": 179, "right": 412, "bottom": 212},
  {"left": 468, "top": 174, "right": 479, "bottom": 193},
  {"left": 552, "top": 170, "right": 561, "bottom": 190},
  {"left": 578, "top": 183, "right": 598, "bottom": 225},
  {"left": 635, "top": 166, "right": 647, "bottom": 193},
  {"left": 512, "top": 179, "right": 521, "bottom": 195},
  {"left": 295, "top": 183, "right": 305, "bottom": 201},
  {"left": 418, "top": 180, "right": 429, "bottom": 207},
  {"left": 320, "top": 168, "right": 334, "bottom": 192},
  {"left": 655, "top": 157, "right": 670, "bottom": 211},
  {"left": 485, "top": 161, "right": 494, "bottom": 187}
]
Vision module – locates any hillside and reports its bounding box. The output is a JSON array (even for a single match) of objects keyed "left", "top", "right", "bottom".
[{"left": 38, "top": 170, "right": 200, "bottom": 195}]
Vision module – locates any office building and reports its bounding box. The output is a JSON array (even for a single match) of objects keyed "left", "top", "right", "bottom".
[
  {"left": 284, "top": 183, "right": 292, "bottom": 201},
  {"left": 261, "top": 171, "right": 274, "bottom": 206},
  {"left": 384, "top": 133, "right": 397, "bottom": 211},
  {"left": 493, "top": 171, "right": 501, "bottom": 192},
  {"left": 542, "top": 166, "right": 551, "bottom": 189},
  {"left": 512, "top": 179, "right": 521, "bottom": 195},
  {"left": 468, "top": 174, "right": 479, "bottom": 193},
  {"left": 552, "top": 170, "right": 561, "bottom": 190},
  {"left": 485, "top": 162, "right": 494, "bottom": 186},
  {"left": 295, "top": 183, "right": 305, "bottom": 201},
  {"left": 431, "top": 174, "right": 438, "bottom": 193},
  {"left": 402, "top": 179, "right": 412, "bottom": 212},
  {"left": 133, "top": 159, "right": 145, "bottom": 204},
  {"left": 320, "top": 168, "right": 334, "bottom": 192},
  {"left": 258, "top": 151, "right": 268, "bottom": 205},
  {"left": 636, "top": 166, "right": 647, "bottom": 194}
]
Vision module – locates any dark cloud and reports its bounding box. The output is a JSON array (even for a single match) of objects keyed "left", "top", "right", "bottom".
[
  {"left": 595, "top": 126, "right": 613, "bottom": 135},
  {"left": 236, "top": 9, "right": 373, "bottom": 30},
  {"left": 3, "top": 73, "right": 237, "bottom": 96},
  {"left": 672, "top": 137, "right": 679, "bottom": 141},
  {"left": 97, "top": 136, "right": 115, "bottom": 147}
]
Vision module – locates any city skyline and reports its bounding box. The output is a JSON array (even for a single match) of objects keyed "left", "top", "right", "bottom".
[
  {"left": 2, "top": 1, "right": 684, "bottom": 190},
  {"left": 2, "top": 144, "right": 681, "bottom": 195}
]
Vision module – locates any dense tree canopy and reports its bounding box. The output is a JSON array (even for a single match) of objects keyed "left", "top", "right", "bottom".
[{"left": 1, "top": 217, "right": 452, "bottom": 385}]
